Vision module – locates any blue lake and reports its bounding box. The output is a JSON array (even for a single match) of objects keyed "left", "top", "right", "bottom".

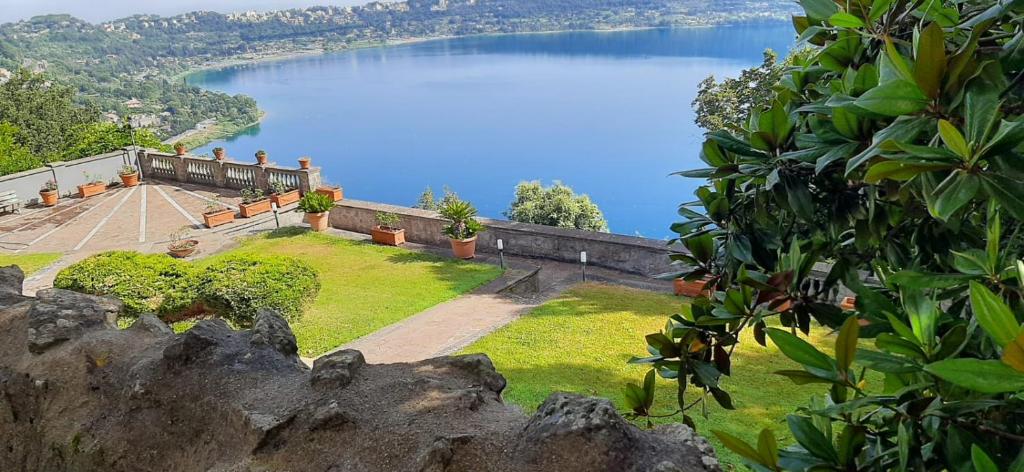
[{"left": 190, "top": 24, "right": 795, "bottom": 238}]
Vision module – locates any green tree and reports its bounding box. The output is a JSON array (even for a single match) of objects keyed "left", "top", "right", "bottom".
[
  {"left": 693, "top": 50, "right": 785, "bottom": 133},
  {"left": 505, "top": 181, "right": 608, "bottom": 232},
  {"left": 629, "top": 1, "right": 1024, "bottom": 470},
  {"left": 65, "top": 122, "right": 169, "bottom": 160},
  {"left": 0, "top": 122, "right": 43, "bottom": 176},
  {"left": 0, "top": 69, "right": 98, "bottom": 159}
]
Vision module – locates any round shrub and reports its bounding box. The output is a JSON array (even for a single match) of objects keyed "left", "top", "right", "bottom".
[
  {"left": 197, "top": 254, "right": 319, "bottom": 327},
  {"left": 54, "top": 251, "right": 199, "bottom": 317}
]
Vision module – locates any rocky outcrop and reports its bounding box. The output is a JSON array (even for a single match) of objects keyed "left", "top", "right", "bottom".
[{"left": 0, "top": 264, "right": 720, "bottom": 471}]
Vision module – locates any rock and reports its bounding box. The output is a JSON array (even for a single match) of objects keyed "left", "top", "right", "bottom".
[
  {"left": 250, "top": 308, "right": 298, "bottom": 357},
  {"left": 129, "top": 315, "right": 174, "bottom": 336},
  {"left": 0, "top": 288, "right": 720, "bottom": 471},
  {"left": 311, "top": 349, "right": 365, "bottom": 389},
  {"left": 0, "top": 265, "right": 25, "bottom": 301},
  {"left": 162, "top": 319, "right": 231, "bottom": 364},
  {"left": 308, "top": 401, "right": 351, "bottom": 431},
  {"left": 26, "top": 289, "right": 121, "bottom": 354}
]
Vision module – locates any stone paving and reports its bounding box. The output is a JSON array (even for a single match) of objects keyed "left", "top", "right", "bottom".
[{"left": 0, "top": 179, "right": 303, "bottom": 294}]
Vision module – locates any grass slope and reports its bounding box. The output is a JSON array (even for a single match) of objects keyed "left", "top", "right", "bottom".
[
  {"left": 0, "top": 253, "right": 62, "bottom": 275},
  {"left": 461, "top": 283, "right": 851, "bottom": 469},
  {"left": 210, "top": 230, "right": 503, "bottom": 356}
]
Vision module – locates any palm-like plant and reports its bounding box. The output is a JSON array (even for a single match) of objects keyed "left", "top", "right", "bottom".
[{"left": 439, "top": 198, "right": 483, "bottom": 240}]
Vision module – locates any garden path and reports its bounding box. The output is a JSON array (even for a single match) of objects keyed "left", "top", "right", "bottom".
[{"left": 311, "top": 230, "right": 672, "bottom": 365}]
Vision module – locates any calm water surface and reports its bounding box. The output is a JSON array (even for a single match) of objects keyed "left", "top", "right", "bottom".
[{"left": 190, "top": 25, "right": 795, "bottom": 237}]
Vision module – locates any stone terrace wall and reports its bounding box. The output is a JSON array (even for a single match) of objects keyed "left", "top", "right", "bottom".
[
  {"left": 329, "top": 200, "right": 674, "bottom": 276},
  {"left": 0, "top": 149, "right": 137, "bottom": 205}
]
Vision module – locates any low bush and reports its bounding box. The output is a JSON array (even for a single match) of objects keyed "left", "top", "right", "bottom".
[
  {"left": 198, "top": 254, "right": 320, "bottom": 326},
  {"left": 53, "top": 251, "right": 199, "bottom": 317},
  {"left": 54, "top": 251, "right": 319, "bottom": 327}
]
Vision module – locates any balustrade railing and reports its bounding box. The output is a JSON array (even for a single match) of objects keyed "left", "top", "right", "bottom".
[{"left": 136, "top": 149, "right": 321, "bottom": 195}]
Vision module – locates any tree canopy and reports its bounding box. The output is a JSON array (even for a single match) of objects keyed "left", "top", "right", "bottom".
[{"left": 505, "top": 181, "right": 609, "bottom": 232}]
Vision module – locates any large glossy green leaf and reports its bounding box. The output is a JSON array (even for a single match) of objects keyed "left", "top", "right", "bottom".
[
  {"left": 965, "top": 87, "right": 1001, "bottom": 146},
  {"left": 914, "top": 22, "right": 947, "bottom": 99},
  {"left": 767, "top": 328, "right": 836, "bottom": 374},
  {"left": 973, "top": 445, "right": 1000, "bottom": 472},
  {"left": 883, "top": 39, "right": 916, "bottom": 83},
  {"left": 712, "top": 430, "right": 767, "bottom": 465},
  {"left": 979, "top": 119, "right": 1024, "bottom": 159},
  {"left": 981, "top": 173, "right": 1024, "bottom": 221},
  {"left": 829, "top": 12, "right": 865, "bottom": 28},
  {"left": 924, "top": 358, "right": 1024, "bottom": 393},
  {"left": 800, "top": 0, "right": 839, "bottom": 22},
  {"left": 970, "top": 281, "right": 1021, "bottom": 347},
  {"left": 787, "top": 415, "right": 839, "bottom": 463},
  {"left": 846, "top": 117, "right": 934, "bottom": 174},
  {"left": 938, "top": 120, "right": 970, "bottom": 159},
  {"left": 854, "top": 80, "right": 930, "bottom": 117},
  {"left": 929, "top": 171, "right": 980, "bottom": 221},
  {"left": 865, "top": 160, "right": 952, "bottom": 183},
  {"left": 835, "top": 316, "right": 860, "bottom": 372}
]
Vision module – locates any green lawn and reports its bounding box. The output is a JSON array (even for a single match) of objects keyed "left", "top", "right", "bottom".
[
  {"left": 461, "top": 283, "right": 852, "bottom": 469},
  {"left": 208, "top": 229, "right": 504, "bottom": 356},
  {"left": 0, "top": 253, "right": 62, "bottom": 275}
]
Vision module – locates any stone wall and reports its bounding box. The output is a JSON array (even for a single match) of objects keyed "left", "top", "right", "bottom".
[
  {"left": 329, "top": 200, "right": 674, "bottom": 276},
  {"left": 136, "top": 149, "right": 322, "bottom": 194},
  {"left": 0, "top": 149, "right": 137, "bottom": 205},
  {"left": 0, "top": 265, "right": 719, "bottom": 471}
]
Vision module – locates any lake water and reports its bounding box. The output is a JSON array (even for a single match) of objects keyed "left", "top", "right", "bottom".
[{"left": 190, "top": 24, "right": 795, "bottom": 238}]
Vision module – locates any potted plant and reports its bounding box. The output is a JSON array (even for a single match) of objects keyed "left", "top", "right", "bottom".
[
  {"left": 315, "top": 183, "right": 344, "bottom": 202},
  {"left": 167, "top": 226, "right": 199, "bottom": 258},
  {"left": 213, "top": 147, "right": 226, "bottom": 160},
  {"left": 39, "top": 180, "right": 59, "bottom": 207},
  {"left": 439, "top": 197, "right": 484, "bottom": 259},
  {"left": 174, "top": 142, "right": 187, "bottom": 156},
  {"left": 297, "top": 191, "right": 335, "bottom": 232},
  {"left": 298, "top": 156, "right": 312, "bottom": 169},
  {"left": 372, "top": 211, "right": 406, "bottom": 246},
  {"left": 673, "top": 276, "right": 714, "bottom": 298},
  {"left": 255, "top": 149, "right": 268, "bottom": 165},
  {"left": 202, "top": 198, "right": 235, "bottom": 228},
  {"left": 119, "top": 164, "right": 140, "bottom": 187},
  {"left": 269, "top": 181, "right": 300, "bottom": 207},
  {"left": 78, "top": 172, "right": 108, "bottom": 198},
  {"left": 238, "top": 187, "right": 271, "bottom": 218}
]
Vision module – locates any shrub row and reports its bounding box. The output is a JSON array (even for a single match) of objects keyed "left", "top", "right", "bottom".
[{"left": 54, "top": 251, "right": 319, "bottom": 327}]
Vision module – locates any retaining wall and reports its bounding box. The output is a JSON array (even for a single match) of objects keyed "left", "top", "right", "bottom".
[
  {"left": 329, "top": 200, "right": 674, "bottom": 276},
  {"left": 0, "top": 150, "right": 137, "bottom": 205}
]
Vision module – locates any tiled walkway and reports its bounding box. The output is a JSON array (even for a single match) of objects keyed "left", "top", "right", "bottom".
[{"left": 0, "top": 179, "right": 302, "bottom": 294}]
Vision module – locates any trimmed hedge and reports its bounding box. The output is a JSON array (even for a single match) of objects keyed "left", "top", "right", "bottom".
[
  {"left": 54, "top": 251, "right": 320, "bottom": 327},
  {"left": 53, "top": 251, "right": 198, "bottom": 317},
  {"left": 199, "top": 254, "right": 319, "bottom": 326}
]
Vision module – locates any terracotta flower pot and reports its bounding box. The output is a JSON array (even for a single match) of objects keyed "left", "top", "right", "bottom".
[
  {"left": 306, "top": 211, "right": 329, "bottom": 232},
  {"left": 674, "top": 277, "right": 713, "bottom": 298},
  {"left": 78, "top": 182, "right": 107, "bottom": 198},
  {"left": 120, "top": 172, "right": 139, "bottom": 187},
  {"left": 168, "top": 240, "right": 199, "bottom": 258},
  {"left": 315, "top": 186, "right": 343, "bottom": 202},
  {"left": 372, "top": 226, "right": 406, "bottom": 246},
  {"left": 203, "top": 209, "right": 235, "bottom": 228},
  {"left": 840, "top": 296, "right": 857, "bottom": 311},
  {"left": 239, "top": 199, "right": 272, "bottom": 218},
  {"left": 450, "top": 236, "right": 477, "bottom": 259},
  {"left": 298, "top": 157, "right": 311, "bottom": 169},
  {"left": 39, "top": 190, "right": 59, "bottom": 207},
  {"left": 270, "top": 189, "right": 300, "bottom": 207}
]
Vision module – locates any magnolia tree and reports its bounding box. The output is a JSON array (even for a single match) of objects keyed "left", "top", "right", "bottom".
[{"left": 628, "top": 0, "right": 1024, "bottom": 470}]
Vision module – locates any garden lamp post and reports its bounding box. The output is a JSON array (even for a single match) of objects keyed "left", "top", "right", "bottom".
[
  {"left": 271, "top": 202, "right": 280, "bottom": 228},
  {"left": 497, "top": 239, "right": 505, "bottom": 269},
  {"left": 580, "top": 251, "right": 587, "bottom": 282}
]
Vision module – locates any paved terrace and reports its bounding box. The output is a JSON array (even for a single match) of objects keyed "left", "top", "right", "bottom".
[{"left": 0, "top": 180, "right": 302, "bottom": 290}]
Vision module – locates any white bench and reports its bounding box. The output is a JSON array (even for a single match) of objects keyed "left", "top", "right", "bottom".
[{"left": 0, "top": 190, "right": 21, "bottom": 215}]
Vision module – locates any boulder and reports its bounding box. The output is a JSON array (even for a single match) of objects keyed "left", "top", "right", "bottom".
[{"left": 0, "top": 274, "right": 720, "bottom": 471}]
